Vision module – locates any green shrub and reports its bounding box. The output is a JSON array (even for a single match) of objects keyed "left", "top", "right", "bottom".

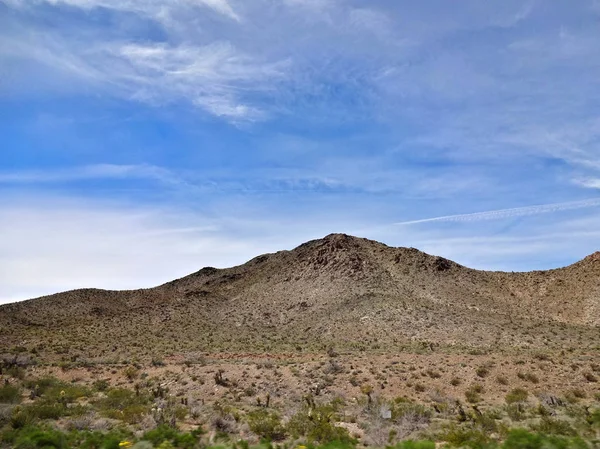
[
  {"left": 501, "top": 429, "right": 543, "bottom": 449},
  {"left": 505, "top": 388, "right": 528, "bottom": 404},
  {"left": 471, "top": 410, "right": 499, "bottom": 433},
  {"left": 246, "top": 409, "right": 286, "bottom": 441},
  {"left": 390, "top": 400, "right": 431, "bottom": 422},
  {"left": 414, "top": 383, "right": 426, "bottom": 393},
  {"left": 12, "top": 426, "right": 67, "bottom": 448},
  {"left": 49, "top": 385, "right": 90, "bottom": 403},
  {"left": 124, "top": 366, "right": 139, "bottom": 381},
  {"left": 0, "top": 384, "right": 21, "bottom": 403},
  {"left": 440, "top": 424, "right": 492, "bottom": 448},
  {"left": 506, "top": 404, "right": 526, "bottom": 422},
  {"left": 95, "top": 388, "right": 147, "bottom": 410},
  {"left": 2, "top": 424, "right": 135, "bottom": 449},
  {"left": 476, "top": 367, "right": 490, "bottom": 378},
  {"left": 23, "top": 376, "right": 64, "bottom": 395},
  {"left": 533, "top": 417, "right": 576, "bottom": 436},
  {"left": 286, "top": 402, "right": 354, "bottom": 445},
  {"left": 586, "top": 408, "right": 600, "bottom": 433},
  {"left": 393, "top": 441, "right": 436, "bottom": 449},
  {"left": 502, "top": 429, "right": 588, "bottom": 449},
  {"left": 496, "top": 376, "right": 508, "bottom": 385},
  {"left": 465, "top": 385, "right": 484, "bottom": 404},
  {"left": 7, "top": 366, "right": 26, "bottom": 380},
  {"left": 92, "top": 379, "right": 110, "bottom": 392},
  {"left": 318, "top": 441, "right": 357, "bottom": 449},
  {"left": 94, "top": 388, "right": 150, "bottom": 424},
  {"left": 24, "top": 376, "right": 89, "bottom": 403},
  {"left": 517, "top": 372, "right": 539, "bottom": 384},
  {"left": 142, "top": 425, "right": 199, "bottom": 449},
  {"left": 10, "top": 407, "right": 34, "bottom": 429},
  {"left": 566, "top": 389, "right": 586, "bottom": 403},
  {"left": 27, "top": 403, "right": 66, "bottom": 420},
  {"left": 174, "top": 405, "right": 188, "bottom": 421},
  {"left": 121, "top": 405, "right": 149, "bottom": 424}
]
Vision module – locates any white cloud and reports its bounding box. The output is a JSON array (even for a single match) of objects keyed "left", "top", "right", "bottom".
[
  {"left": 0, "top": 196, "right": 292, "bottom": 304},
  {"left": 2, "top": 32, "right": 288, "bottom": 120},
  {"left": 394, "top": 230, "right": 600, "bottom": 272},
  {"left": 0, "top": 33, "right": 103, "bottom": 84},
  {"left": 0, "top": 164, "right": 174, "bottom": 184},
  {"left": 394, "top": 198, "right": 600, "bottom": 225},
  {"left": 573, "top": 178, "right": 600, "bottom": 189},
  {"left": 1, "top": 1, "right": 290, "bottom": 120},
  {"left": 3, "top": 189, "right": 600, "bottom": 304},
  {"left": 105, "top": 41, "right": 286, "bottom": 120},
  {"left": 4, "top": 0, "right": 240, "bottom": 22}
]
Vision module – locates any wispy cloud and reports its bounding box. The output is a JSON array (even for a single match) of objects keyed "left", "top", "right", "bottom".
[
  {"left": 108, "top": 41, "right": 287, "bottom": 120},
  {"left": 1, "top": 1, "right": 286, "bottom": 120},
  {"left": 0, "top": 196, "right": 247, "bottom": 303},
  {"left": 0, "top": 160, "right": 493, "bottom": 197},
  {"left": 0, "top": 164, "right": 174, "bottom": 183},
  {"left": 3, "top": 187, "right": 600, "bottom": 303},
  {"left": 0, "top": 193, "right": 351, "bottom": 303},
  {"left": 574, "top": 178, "right": 600, "bottom": 189},
  {"left": 395, "top": 198, "right": 600, "bottom": 225},
  {"left": 3, "top": 0, "right": 241, "bottom": 22},
  {"left": 3, "top": 36, "right": 288, "bottom": 120}
]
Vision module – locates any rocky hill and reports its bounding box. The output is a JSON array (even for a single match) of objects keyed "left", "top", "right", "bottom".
[{"left": 1, "top": 234, "right": 599, "bottom": 362}]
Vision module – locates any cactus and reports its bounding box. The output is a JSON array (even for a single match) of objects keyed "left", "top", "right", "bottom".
[{"left": 214, "top": 369, "right": 229, "bottom": 386}]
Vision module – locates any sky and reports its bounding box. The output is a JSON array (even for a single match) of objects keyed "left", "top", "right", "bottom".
[{"left": 2, "top": 0, "right": 600, "bottom": 303}]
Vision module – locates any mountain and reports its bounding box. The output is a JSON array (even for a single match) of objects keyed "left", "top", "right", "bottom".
[{"left": 1, "top": 233, "right": 599, "bottom": 362}]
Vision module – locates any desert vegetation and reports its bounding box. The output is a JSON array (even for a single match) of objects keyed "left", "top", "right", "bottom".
[
  {"left": 1, "top": 346, "right": 600, "bottom": 448},
  {"left": 2, "top": 235, "right": 600, "bottom": 447}
]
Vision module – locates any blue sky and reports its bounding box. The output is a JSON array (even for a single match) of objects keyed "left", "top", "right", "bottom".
[{"left": 2, "top": 0, "right": 600, "bottom": 303}]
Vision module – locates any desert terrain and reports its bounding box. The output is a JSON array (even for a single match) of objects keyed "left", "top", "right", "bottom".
[{"left": 1, "top": 234, "right": 599, "bottom": 447}]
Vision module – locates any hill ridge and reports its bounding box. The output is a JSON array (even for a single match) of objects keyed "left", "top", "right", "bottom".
[
  {"left": 9, "top": 233, "right": 599, "bottom": 303},
  {"left": 1, "top": 234, "right": 599, "bottom": 361}
]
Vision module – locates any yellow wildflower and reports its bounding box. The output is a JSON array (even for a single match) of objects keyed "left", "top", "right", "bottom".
[
  {"left": 59, "top": 390, "right": 66, "bottom": 396},
  {"left": 297, "top": 445, "right": 307, "bottom": 449},
  {"left": 119, "top": 441, "right": 133, "bottom": 448}
]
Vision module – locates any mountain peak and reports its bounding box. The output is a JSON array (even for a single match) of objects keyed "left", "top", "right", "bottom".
[
  {"left": 576, "top": 251, "right": 600, "bottom": 267},
  {"left": 2, "top": 234, "right": 600, "bottom": 361},
  {"left": 584, "top": 251, "right": 600, "bottom": 262}
]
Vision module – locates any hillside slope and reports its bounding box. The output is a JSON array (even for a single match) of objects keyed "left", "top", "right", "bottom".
[{"left": 1, "top": 234, "right": 599, "bottom": 361}]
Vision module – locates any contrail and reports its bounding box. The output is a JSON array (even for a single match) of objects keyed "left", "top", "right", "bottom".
[{"left": 395, "top": 197, "right": 600, "bottom": 225}]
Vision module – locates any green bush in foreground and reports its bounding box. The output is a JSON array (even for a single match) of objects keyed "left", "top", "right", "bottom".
[
  {"left": 532, "top": 416, "right": 577, "bottom": 437},
  {"left": 501, "top": 429, "right": 588, "bottom": 449},
  {"left": 1, "top": 419, "right": 598, "bottom": 449},
  {"left": 391, "top": 441, "right": 435, "bottom": 449},
  {"left": 441, "top": 425, "right": 491, "bottom": 448},
  {"left": 246, "top": 409, "right": 286, "bottom": 441},
  {"left": 142, "top": 425, "right": 201, "bottom": 449},
  {"left": 0, "top": 424, "right": 132, "bottom": 449}
]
